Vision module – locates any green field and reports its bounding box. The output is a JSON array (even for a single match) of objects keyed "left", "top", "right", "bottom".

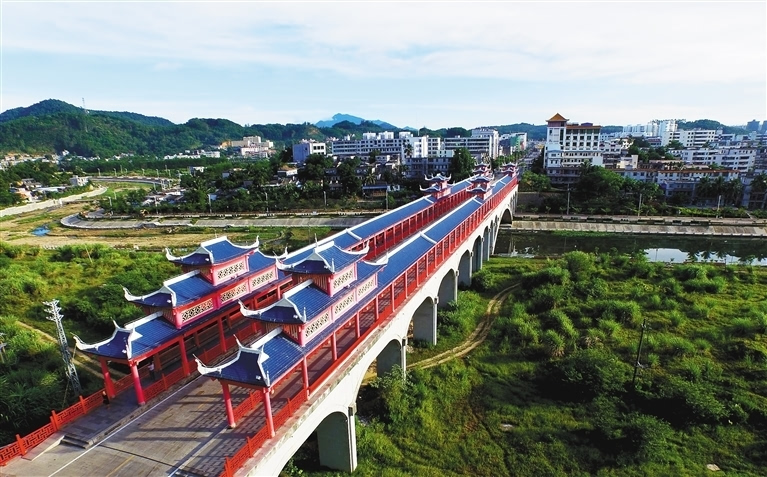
[{"left": 290, "top": 253, "right": 767, "bottom": 476}]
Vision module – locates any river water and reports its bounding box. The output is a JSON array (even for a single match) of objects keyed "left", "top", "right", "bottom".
[{"left": 494, "top": 229, "right": 767, "bottom": 265}]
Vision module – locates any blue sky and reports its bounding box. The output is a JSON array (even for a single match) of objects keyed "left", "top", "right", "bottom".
[{"left": 1, "top": 1, "right": 765, "bottom": 129}]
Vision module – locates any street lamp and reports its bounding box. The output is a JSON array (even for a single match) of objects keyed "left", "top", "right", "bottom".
[
  {"left": 265, "top": 192, "right": 269, "bottom": 214},
  {"left": 97, "top": 168, "right": 101, "bottom": 177},
  {"left": 324, "top": 190, "right": 327, "bottom": 208},
  {"left": 113, "top": 168, "right": 117, "bottom": 177}
]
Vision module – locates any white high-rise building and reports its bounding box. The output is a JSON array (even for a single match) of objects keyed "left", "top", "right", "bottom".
[
  {"left": 292, "top": 140, "right": 327, "bottom": 164},
  {"left": 544, "top": 113, "right": 603, "bottom": 184}
]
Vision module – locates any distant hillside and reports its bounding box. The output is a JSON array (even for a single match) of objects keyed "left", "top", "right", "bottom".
[
  {"left": 315, "top": 113, "right": 397, "bottom": 130},
  {"left": 0, "top": 99, "right": 175, "bottom": 127}
]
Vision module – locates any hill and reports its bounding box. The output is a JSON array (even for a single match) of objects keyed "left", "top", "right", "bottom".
[{"left": 0, "top": 99, "right": 175, "bottom": 128}]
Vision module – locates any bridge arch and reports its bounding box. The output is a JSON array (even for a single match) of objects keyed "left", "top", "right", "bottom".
[
  {"left": 472, "top": 236, "right": 483, "bottom": 272},
  {"left": 412, "top": 296, "right": 438, "bottom": 346},
  {"left": 458, "top": 250, "right": 472, "bottom": 288},
  {"left": 483, "top": 225, "right": 492, "bottom": 262},
  {"left": 437, "top": 269, "right": 458, "bottom": 308}
]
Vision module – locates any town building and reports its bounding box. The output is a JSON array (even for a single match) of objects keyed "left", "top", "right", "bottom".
[
  {"left": 543, "top": 113, "right": 603, "bottom": 185},
  {"left": 292, "top": 140, "right": 327, "bottom": 164}
]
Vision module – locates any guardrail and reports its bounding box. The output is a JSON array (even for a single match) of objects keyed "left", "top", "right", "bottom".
[{"left": 216, "top": 177, "right": 517, "bottom": 477}]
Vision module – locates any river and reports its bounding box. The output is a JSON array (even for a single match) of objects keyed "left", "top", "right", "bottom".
[{"left": 494, "top": 229, "right": 767, "bottom": 265}]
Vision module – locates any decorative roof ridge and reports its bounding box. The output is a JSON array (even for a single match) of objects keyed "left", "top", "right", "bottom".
[
  {"left": 165, "top": 269, "right": 202, "bottom": 286},
  {"left": 73, "top": 319, "right": 127, "bottom": 351},
  {"left": 123, "top": 284, "right": 177, "bottom": 307},
  {"left": 74, "top": 320, "right": 135, "bottom": 358},
  {"left": 420, "top": 232, "right": 437, "bottom": 245},
  {"left": 196, "top": 328, "right": 282, "bottom": 386},
  {"left": 239, "top": 280, "right": 314, "bottom": 322},
  {"left": 347, "top": 230, "right": 363, "bottom": 240},
  {"left": 166, "top": 236, "right": 260, "bottom": 264},
  {"left": 366, "top": 250, "right": 389, "bottom": 267},
  {"left": 124, "top": 311, "right": 165, "bottom": 330},
  {"left": 165, "top": 245, "right": 212, "bottom": 264}
]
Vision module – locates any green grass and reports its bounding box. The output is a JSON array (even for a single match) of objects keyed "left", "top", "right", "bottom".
[{"left": 288, "top": 254, "right": 767, "bottom": 477}]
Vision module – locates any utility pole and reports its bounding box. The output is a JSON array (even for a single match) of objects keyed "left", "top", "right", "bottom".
[
  {"left": 637, "top": 193, "right": 643, "bottom": 217},
  {"left": 566, "top": 185, "right": 571, "bottom": 216},
  {"left": 632, "top": 317, "right": 647, "bottom": 388},
  {"left": 45, "top": 300, "right": 81, "bottom": 398}
]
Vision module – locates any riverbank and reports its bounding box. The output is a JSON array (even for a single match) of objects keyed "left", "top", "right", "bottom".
[{"left": 507, "top": 214, "right": 767, "bottom": 237}]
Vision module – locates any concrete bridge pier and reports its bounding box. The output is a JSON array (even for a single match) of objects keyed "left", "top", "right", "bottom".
[
  {"left": 317, "top": 405, "right": 358, "bottom": 473},
  {"left": 437, "top": 269, "right": 458, "bottom": 309},
  {"left": 412, "top": 297, "right": 438, "bottom": 346},
  {"left": 376, "top": 338, "right": 407, "bottom": 378},
  {"left": 458, "top": 251, "right": 472, "bottom": 288},
  {"left": 483, "top": 226, "right": 492, "bottom": 262},
  {"left": 473, "top": 236, "right": 484, "bottom": 272}
]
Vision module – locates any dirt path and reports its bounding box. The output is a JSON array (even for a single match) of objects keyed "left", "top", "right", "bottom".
[{"left": 409, "top": 284, "right": 518, "bottom": 370}]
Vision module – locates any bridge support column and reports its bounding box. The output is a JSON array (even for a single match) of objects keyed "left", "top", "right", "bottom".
[
  {"left": 100, "top": 358, "right": 116, "bottom": 399},
  {"left": 222, "top": 382, "right": 236, "bottom": 428},
  {"left": 376, "top": 338, "right": 407, "bottom": 379},
  {"left": 331, "top": 333, "right": 338, "bottom": 361},
  {"left": 130, "top": 362, "right": 145, "bottom": 406},
  {"left": 484, "top": 227, "right": 492, "bottom": 262},
  {"left": 412, "top": 297, "right": 437, "bottom": 346},
  {"left": 317, "top": 406, "right": 357, "bottom": 473}
]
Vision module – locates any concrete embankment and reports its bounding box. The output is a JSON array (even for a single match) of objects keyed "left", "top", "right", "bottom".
[
  {"left": 506, "top": 216, "right": 767, "bottom": 237},
  {"left": 61, "top": 213, "right": 369, "bottom": 230},
  {"left": 0, "top": 187, "right": 107, "bottom": 218}
]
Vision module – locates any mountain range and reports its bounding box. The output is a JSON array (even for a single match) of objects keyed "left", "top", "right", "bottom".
[{"left": 0, "top": 99, "right": 745, "bottom": 159}]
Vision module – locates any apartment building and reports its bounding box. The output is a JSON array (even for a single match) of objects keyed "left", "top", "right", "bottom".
[
  {"left": 544, "top": 113, "right": 604, "bottom": 184},
  {"left": 661, "top": 129, "right": 718, "bottom": 148},
  {"left": 292, "top": 140, "right": 327, "bottom": 164}
]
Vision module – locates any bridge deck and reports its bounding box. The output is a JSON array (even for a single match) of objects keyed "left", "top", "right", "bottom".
[{"left": 1, "top": 307, "right": 377, "bottom": 477}]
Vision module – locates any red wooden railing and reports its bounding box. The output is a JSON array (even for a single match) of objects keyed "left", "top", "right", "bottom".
[
  {"left": 1, "top": 177, "right": 515, "bottom": 470},
  {"left": 216, "top": 176, "right": 517, "bottom": 477}
]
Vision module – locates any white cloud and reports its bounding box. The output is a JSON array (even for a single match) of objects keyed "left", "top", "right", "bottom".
[{"left": 3, "top": 1, "right": 764, "bottom": 85}]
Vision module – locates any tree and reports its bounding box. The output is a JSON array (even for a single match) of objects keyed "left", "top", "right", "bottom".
[
  {"left": 299, "top": 154, "right": 333, "bottom": 182},
  {"left": 337, "top": 158, "right": 362, "bottom": 197},
  {"left": 448, "top": 147, "right": 474, "bottom": 182}
]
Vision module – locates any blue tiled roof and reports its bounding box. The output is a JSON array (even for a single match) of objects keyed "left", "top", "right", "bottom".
[
  {"left": 450, "top": 179, "right": 472, "bottom": 194},
  {"left": 281, "top": 242, "right": 365, "bottom": 274},
  {"left": 167, "top": 236, "right": 258, "bottom": 266},
  {"left": 199, "top": 331, "right": 305, "bottom": 387},
  {"left": 248, "top": 250, "right": 279, "bottom": 272},
  {"left": 424, "top": 199, "right": 482, "bottom": 244},
  {"left": 75, "top": 313, "right": 184, "bottom": 360},
  {"left": 349, "top": 196, "right": 434, "bottom": 239},
  {"left": 291, "top": 284, "right": 338, "bottom": 317},
  {"left": 378, "top": 235, "right": 435, "bottom": 287},
  {"left": 168, "top": 274, "right": 217, "bottom": 306}
]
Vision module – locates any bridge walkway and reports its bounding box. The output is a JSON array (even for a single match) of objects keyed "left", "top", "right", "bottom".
[{"left": 0, "top": 299, "right": 378, "bottom": 477}]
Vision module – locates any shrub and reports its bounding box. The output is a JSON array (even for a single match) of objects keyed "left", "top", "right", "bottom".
[
  {"left": 542, "top": 329, "right": 565, "bottom": 358},
  {"left": 540, "top": 348, "right": 631, "bottom": 402},
  {"left": 470, "top": 268, "right": 497, "bottom": 292},
  {"left": 562, "top": 250, "right": 595, "bottom": 282},
  {"left": 595, "top": 300, "right": 641, "bottom": 325},
  {"left": 620, "top": 413, "right": 674, "bottom": 463}
]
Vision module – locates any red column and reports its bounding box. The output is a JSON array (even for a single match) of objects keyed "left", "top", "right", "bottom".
[
  {"left": 222, "top": 382, "right": 236, "bottom": 428},
  {"left": 217, "top": 317, "right": 228, "bottom": 352},
  {"left": 100, "top": 358, "right": 116, "bottom": 398},
  {"left": 263, "top": 388, "right": 275, "bottom": 437},
  {"left": 331, "top": 333, "right": 338, "bottom": 361},
  {"left": 375, "top": 296, "right": 380, "bottom": 321},
  {"left": 302, "top": 357, "right": 310, "bottom": 397},
  {"left": 153, "top": 353, "right": 163, "bottom": 374},
  {"left": 179, "top": 337, "right": 191, "bottom": 376},
  {"left": 355, "top": 313, "right": 361, "bottom": 338},
  {"left": 130, "top": 362, "right": 145, "bottom": 405}
]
